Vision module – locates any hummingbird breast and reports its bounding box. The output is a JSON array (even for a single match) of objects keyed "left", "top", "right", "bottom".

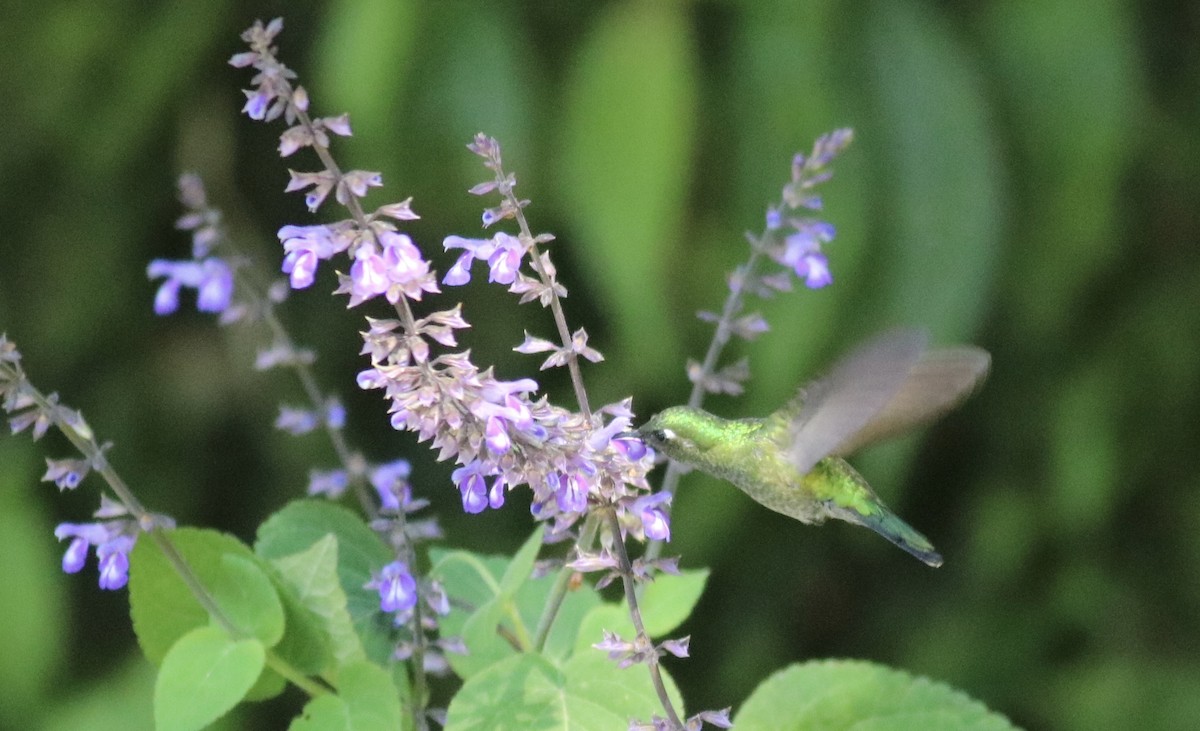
[{"left": 699, "top": 427, "right": 830, "bottom": 525}]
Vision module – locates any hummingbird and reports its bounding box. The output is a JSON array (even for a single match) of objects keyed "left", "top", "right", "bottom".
[{"left": 635, "top": 329, "right": 990, "bottom": 567}]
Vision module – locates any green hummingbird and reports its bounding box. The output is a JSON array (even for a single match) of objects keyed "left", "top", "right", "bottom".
[{"left": 635, "top": 329, "right": 990, "bottom": 567}]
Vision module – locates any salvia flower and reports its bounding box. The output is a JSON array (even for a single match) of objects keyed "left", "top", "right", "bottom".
[
  {"left": 631, "top": 492, "right": 672, "bottom": 542},
  {"left": 366, "top": 561, "right": 418, "bottom": 614},
  {"left": 275, "top": 406, "right": 319, "bottom": 435},
  {"left": 307, "top": 468, "right": 349, "bottom": 499},
  {"left": 43, "top": 457, "right": 90, "bottom": 491},
  {"left": 96, "top": 535, "right": 135, "bottom": 591},
  {"left": 147, "top": 258, "right": 235, "bottom": 315},
  {"left": 370, "top": 459, "right": 412, "bottom": 512},
  {"left": 54, "top": 522, "right": 137, "bottom": 591},
  {"left": 278, "top": 223, "right": 347, "bottom": 289}
]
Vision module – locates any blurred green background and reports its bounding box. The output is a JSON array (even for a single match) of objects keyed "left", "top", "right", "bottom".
[{"left": 1, "top": 0, "right": 1197, "bottom": 729}]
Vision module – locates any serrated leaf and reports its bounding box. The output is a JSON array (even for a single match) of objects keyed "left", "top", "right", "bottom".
[
  {"left": 290, "top": 660, "right": 405, "bottom": 731},
  {"left": 256, "top": 501, "right": 395, "bottom": 665},
  {"left": 272, "top": 534, "right": 362, "bottom": 671},
  {"left": 130, "top": 528, "right": 274, "bottom": 664},
  {"left": 734, "top": 659, "right": 1015, "bottom": 730},
  {"left": 444, "top": 651, "right": 680, "bottom": 731},
  {"left": 557, "top": 1, "right": 696, "bottom": 392},
  {"left": 154, "top": 626, "right": 265, "bottom": 731}
]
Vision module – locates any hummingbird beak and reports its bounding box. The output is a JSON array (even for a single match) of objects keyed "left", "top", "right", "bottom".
[{"left": 610, "top": 429, "right": 651, "bottom": 460}]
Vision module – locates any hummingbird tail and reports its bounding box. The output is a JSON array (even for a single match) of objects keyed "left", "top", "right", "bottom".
[{"left": 828, "top": 503, "right": 943, "bottom": 567}]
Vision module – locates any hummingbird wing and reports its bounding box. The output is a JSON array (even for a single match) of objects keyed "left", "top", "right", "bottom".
[
  {"left": 784, "top": 329, "right": 929, "bottom": 475},
  {"left": 831, "top": 345, "right": 990, "bottom": 457}
]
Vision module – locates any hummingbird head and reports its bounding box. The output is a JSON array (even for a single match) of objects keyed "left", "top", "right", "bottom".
[{"left": 634, "top": 406, "right": 725, "bottom": 463}]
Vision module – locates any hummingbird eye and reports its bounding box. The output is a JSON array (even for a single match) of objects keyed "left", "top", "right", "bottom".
[{"left": 651, "top": 428, "right": 675, "bottom": 443}]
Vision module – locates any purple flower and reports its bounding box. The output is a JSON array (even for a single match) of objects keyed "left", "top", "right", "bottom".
[
  {"left": 611, "top": 433, "right": 648, "bottom": 461},
  {"left": 307, "top": 469, "right": 348, "bottom": 498},
  {"left": 61, "top": 537, "right": 89, "bottom": 574},
  {"left": 147, "top": 258, "right": 234, "bottom": 315},
  {"left": 346, "top": 232, "right": 437, "bottom": 306},
  {"left": 54, "top": 522, "right": 113, "bottom": 576},
  {"left": 324, "top": 399, "right": 346, "bottom": 429},
  {"left": 279, "top": 224, "right": 342, "bottom": 289},
  {"left": 275, "top": 406, "right": 318, "bottom": 435},
  {"left": 796, "top": 250, "right": 832, "bottom": 289},
  {"left": 441, "top": 232, "right": 527, "bottom": 287},
  {"left": 370, "top": 459, "right": 412, "bottom": 511},
  {"left": 366, "top": 561, "right": 417, "bottom": 613},
  {"left": 486, "top": 233, "right": 524, "bottom": 285},
  {"left": 43, "top": 457, "right": 90, "bottom": 491},
  {"left": 488, "top": 475, "right": 507, "bottom": 510},
  {"left": 484, "top": 415, "right": 511, "bottom": 454},
  {"left": 778, "top": 221, "right": 835, "bottom": 290},
  {"left": 632, "top": 492, "right": 672, "bottom": 541},
  {"left": 96, "top": 535, "right": 135, "bottom": 591},
  {"left": 452, "top": 461, "right": 491, "bottom": 514},
  {"left": 553, "top": 473, "right": 588, "bottom": 514}
]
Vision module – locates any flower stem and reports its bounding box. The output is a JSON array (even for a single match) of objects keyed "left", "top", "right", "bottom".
[{"left": 604, "top": 508, "right": 683, "bottom": 730}]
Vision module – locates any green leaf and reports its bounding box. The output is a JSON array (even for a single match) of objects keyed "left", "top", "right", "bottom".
[
  {"left": 499, "top": 526, "right": 544, "bottom": 597},
  {"left": 573, "top": 569, "right": 709, "bottom": 654},
  {"left": 453, "top": 597, "right": 515, "bottom": 679},
  {"left": 211, "top": 553, "right": 286, "bottom": 647},
  {"left": 432, "top": 545, "right": 602, "bottom": 675},
  {"left": 154, "top": 626, "right": 265, "bottom": 731},
  {"left": 445, "top": 651, "right": 680, "bottom": 731},
  {"left": 429, "top": 548, "right": 506, "bottom": 610},
  {"left": 130, "top": 528, "right": 279, "bottom": 664},
  {"left": 243, "top": 667, "right": 287, "bottom": 703},
  {"left": 734, "top": 659, "right": 1015, "bottom": 730},
  {"left": 272, "top": 534, "right": 360, "bottom": 672},
  {"left": 556, "top": 1, "right": 697, "bottom": 393},
  {"left": 256, "top": 501, "right": 395, "bottom": 665},
  {"left": 524, "top": 576, "right": 602, "bottom": 664},
  {"left": 290, "top": 661, "right": 405, "bottom": 731}
]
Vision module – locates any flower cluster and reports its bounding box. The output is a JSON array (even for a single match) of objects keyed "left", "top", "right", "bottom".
[
  {"left": 766, "top": 127, "right": 853, "bottom": 290},
  {"left": 1, "top": 335, "right": 168, "bottom": 591},
  {"left": 363, "top": 459, "right": 464, "bottom": 671},
  {"left": 54, "top": 497, "right": 158, "bottom": 591},
  {"left": 685, "top": 129, "right": 853, "bottom": 400},
  {"left": 232, "top": 21, "right": 660, "bottom": 541},
  {"left": 147, "top": 174, "right": 236, "bottom": 318}
]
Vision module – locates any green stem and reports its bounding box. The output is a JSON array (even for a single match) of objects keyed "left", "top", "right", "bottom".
[
  {"left": 532, "top": 514, "right": 599, "bottom": 651},
  {"left": 603, "top": 508, "right": 683, "bottom": 730}
]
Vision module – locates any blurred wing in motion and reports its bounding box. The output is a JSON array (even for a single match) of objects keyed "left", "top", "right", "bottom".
[
  {"left": 832, "top": 345, "right": 990, "bottom": 457},
  {"left": 783, "top": 330, "right": 991, "bottom": 474},
  {"left": 784, "top": 329, "right": 929, "bottom": 475}
]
